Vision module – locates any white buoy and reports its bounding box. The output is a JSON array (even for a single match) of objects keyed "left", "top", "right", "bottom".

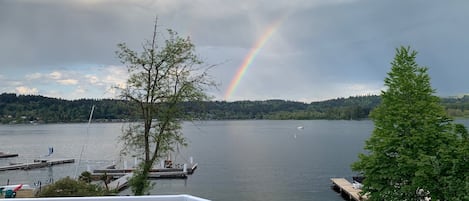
[{"left": 183, "top": 164, "right": 187, "bottom": 173}]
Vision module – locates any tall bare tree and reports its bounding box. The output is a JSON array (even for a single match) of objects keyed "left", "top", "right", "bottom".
[{"left": 116, "top": 19, "right": 215, "bottom": 195}]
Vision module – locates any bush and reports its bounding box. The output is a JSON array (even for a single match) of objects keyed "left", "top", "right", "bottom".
[{"left": 38, "top": 177, "right": 110, "bottom": 197}]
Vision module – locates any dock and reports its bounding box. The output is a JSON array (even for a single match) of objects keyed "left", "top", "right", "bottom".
[
  {"left": 331, "top": 178, "right": 367, "bottom": 201},
  {"left": 104, "top": 171, "right": 190, "bottom": 192},
  {"left": 0, "top": 152, "right": 19, "bottom": 158},
  {"left": 93, "top": 171, "right": 189, "bottom": 179},
  {"left": 93, "top": 163, "right": 198, "bottom": 176},
  {"left": 107, "top": 172, "right": 134, "bottom": 191},
  {"left": 100, "top": 163, "right": 198, "bottom": 191},
  {"left": 0, "top": 159, "right": 75, "bottom": 171}
]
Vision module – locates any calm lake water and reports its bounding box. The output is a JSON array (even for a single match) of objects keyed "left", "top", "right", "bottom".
[{"left": 1, "top": 120, "right": 467, "bottom": 200}]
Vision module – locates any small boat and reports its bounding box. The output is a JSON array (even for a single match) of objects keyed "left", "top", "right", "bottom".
[
  {"left": 0, "top": 184, "right": 28, "bottom": 198},
  {"left": 352, "top": 176, "right": 365, "bottom": 189}
]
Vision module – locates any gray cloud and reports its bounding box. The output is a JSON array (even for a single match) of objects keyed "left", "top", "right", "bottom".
[{"left": 0, "top": 0, "right": 468, "bottom": 101}]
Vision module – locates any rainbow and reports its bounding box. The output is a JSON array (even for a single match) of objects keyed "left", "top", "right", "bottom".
[{"left": 224, "top": 18, "right": 284, "bottom": 100}]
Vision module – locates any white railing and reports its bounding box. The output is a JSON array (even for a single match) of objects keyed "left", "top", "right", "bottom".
[{"left": 4, "top": 195, "right": 210, "bottom": 201}]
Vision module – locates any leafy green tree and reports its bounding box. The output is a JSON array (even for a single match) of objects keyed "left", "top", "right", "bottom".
[
  {"left": 116, "top": 19, "right": 214, "bottom": 195},
  {"left": 352, "top": 46, "right": 468, "bottom": 200}
]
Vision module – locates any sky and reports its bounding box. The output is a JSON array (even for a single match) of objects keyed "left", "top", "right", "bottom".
[{"left": 1, "top": 0, "right": 468, "bottom": 102}]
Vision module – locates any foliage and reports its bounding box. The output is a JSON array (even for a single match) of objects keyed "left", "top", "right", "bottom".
[
  {"left": 78, "top": 171, "right": 92, "bottom": 183},
  {"left": 127, "top": 162, "right": 153, "bottom": 195},
  {"left": 442, "top": 95, "right": 469, "bottom": 117},
  {"left": 2, "top": 93, "right": 469, "bottom": 123},
  {"left": 188, "top": 96, "right": 381, "bottom": 120},
  {"left": 0, "top": 93, "right": 136, "bottom": 124},
  {"left": 351, "top": 46, "right": 469, "bottom": 200},
  {"left": 116, "top": 19, "right": 214, "bottom": 195},
  {"left": 38, "top": 177, "right": 109, "bottom": 197}
]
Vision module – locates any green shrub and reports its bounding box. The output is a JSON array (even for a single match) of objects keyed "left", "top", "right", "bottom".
[{"left": 38, "top": 177, "right": 111, "bottom": 197}]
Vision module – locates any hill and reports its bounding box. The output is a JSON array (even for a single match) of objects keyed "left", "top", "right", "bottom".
[{"left": 0, "top": 93, "right": 468, "bottom": 124}]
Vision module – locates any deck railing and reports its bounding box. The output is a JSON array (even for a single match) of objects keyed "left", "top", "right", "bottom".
[{"left": 7, "top": 195, "right": 210, "bottom": 201}]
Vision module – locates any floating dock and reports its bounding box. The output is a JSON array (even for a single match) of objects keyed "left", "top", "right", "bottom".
[
  {"left": 107, "top": 172, "right": 134, "bottom": 191},
  {"left": 92, "top": 163, "right": 198, "bottom": 176},
  {"left": 0, "top": 152, "right": 19, "bottom": 158},
  {"left": 100, "top": 163, "right": 198, "bottom": 191},
  {"left": 331, "top": 178, "right": 367, "bottom": 201},
  {"left": 0, "top": 159, "right": 75, "bottom": 171},
  {"left": 93, "top": 171, "right": 189, "bottom": 179},
  {"left": 105, "top": 171, "right": 189, "bottom": 192}
]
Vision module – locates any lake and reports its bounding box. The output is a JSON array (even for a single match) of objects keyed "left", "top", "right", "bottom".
[{"left": 1, "top": 120, "right": 466, "bottom": 200}]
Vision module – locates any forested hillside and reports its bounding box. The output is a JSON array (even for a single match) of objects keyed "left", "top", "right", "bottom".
[
  {"left": 441, "top": 96, "right": 469, "bottom": 117},
  {"left": 0, "top": 93, "right": 468, "bottom": 124},
  {"left": 0, "top": 93, "right": 135, "bottom": 123}
]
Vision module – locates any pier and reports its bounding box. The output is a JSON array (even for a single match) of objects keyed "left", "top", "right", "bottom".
[
  {"left": 107, "top": 172, "right": 134, "bottom": 191},
  {"left": 0, "top": 152, "right": 18, "bottom": 158},
  {"left": 98, "top": 163, "right": 198, "bottom": 191},
  {"left": 93, "top": 171, "right": 189, "bottom": 179},
  {"left": 92, "top": 163, "right": 198, "bottom": 175},
  {"left": 0, "top": 159, "right": 75, "bottom": 171},
  {"left": 105, "top": 171, "right": 191, "bottom": 191},
  {"left": 331, "top": 178, "right": 367, "bottom": 201}
]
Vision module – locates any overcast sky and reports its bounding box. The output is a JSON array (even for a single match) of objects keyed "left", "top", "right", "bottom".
[{"left": 1, "top": 0, "right": 468, "bottom": 102}]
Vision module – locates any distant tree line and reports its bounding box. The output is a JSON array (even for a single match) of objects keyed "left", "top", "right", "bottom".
[
  {"left": 0, "top": 93, "right": 468, "bottom": 124},
  {"left": 0, "top": 93, "right": 136, "bottom": 124},
  {"left": 190, "top": 96, "right": 381, "bottom": 120},
  {"left": 441, "top": 95, "right": 469, "bottom": 117}
]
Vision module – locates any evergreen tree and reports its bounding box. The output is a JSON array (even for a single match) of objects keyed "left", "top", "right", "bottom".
[{"left": 352, "top": 47, "right": 468, "bottom": 200}]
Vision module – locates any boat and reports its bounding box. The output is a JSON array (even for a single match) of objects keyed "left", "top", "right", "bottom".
[
  {"left": 352, "top": 176, "right": 365, "bottom": 189},
  {"left": 0, "top": 184, "right": 31, "bottom": 198}
]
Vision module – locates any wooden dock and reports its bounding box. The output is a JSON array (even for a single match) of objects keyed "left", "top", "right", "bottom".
[
  {"left": 105, "top": 170, "right": 191, "bottom": 192},
  {"left": 101, "top": 163, "right": 198, "bottom": 192},
  {"left": 331, "top": 178, "right": 367, "bottom": 201},
  {"left": 0, "top": 152, "right": 19, "bottom": 158},
  {"left": 92, "top": 171, "right": 189, "bottom": 179},
  {"left": 0, "top": 159, "right": 75, "bottom": 171},
  {"left": 107, "top": 172, "right": 134, "bottom": 191},
  {"left": 93, "top": 163, "right": 198, "bottom": 176}
]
